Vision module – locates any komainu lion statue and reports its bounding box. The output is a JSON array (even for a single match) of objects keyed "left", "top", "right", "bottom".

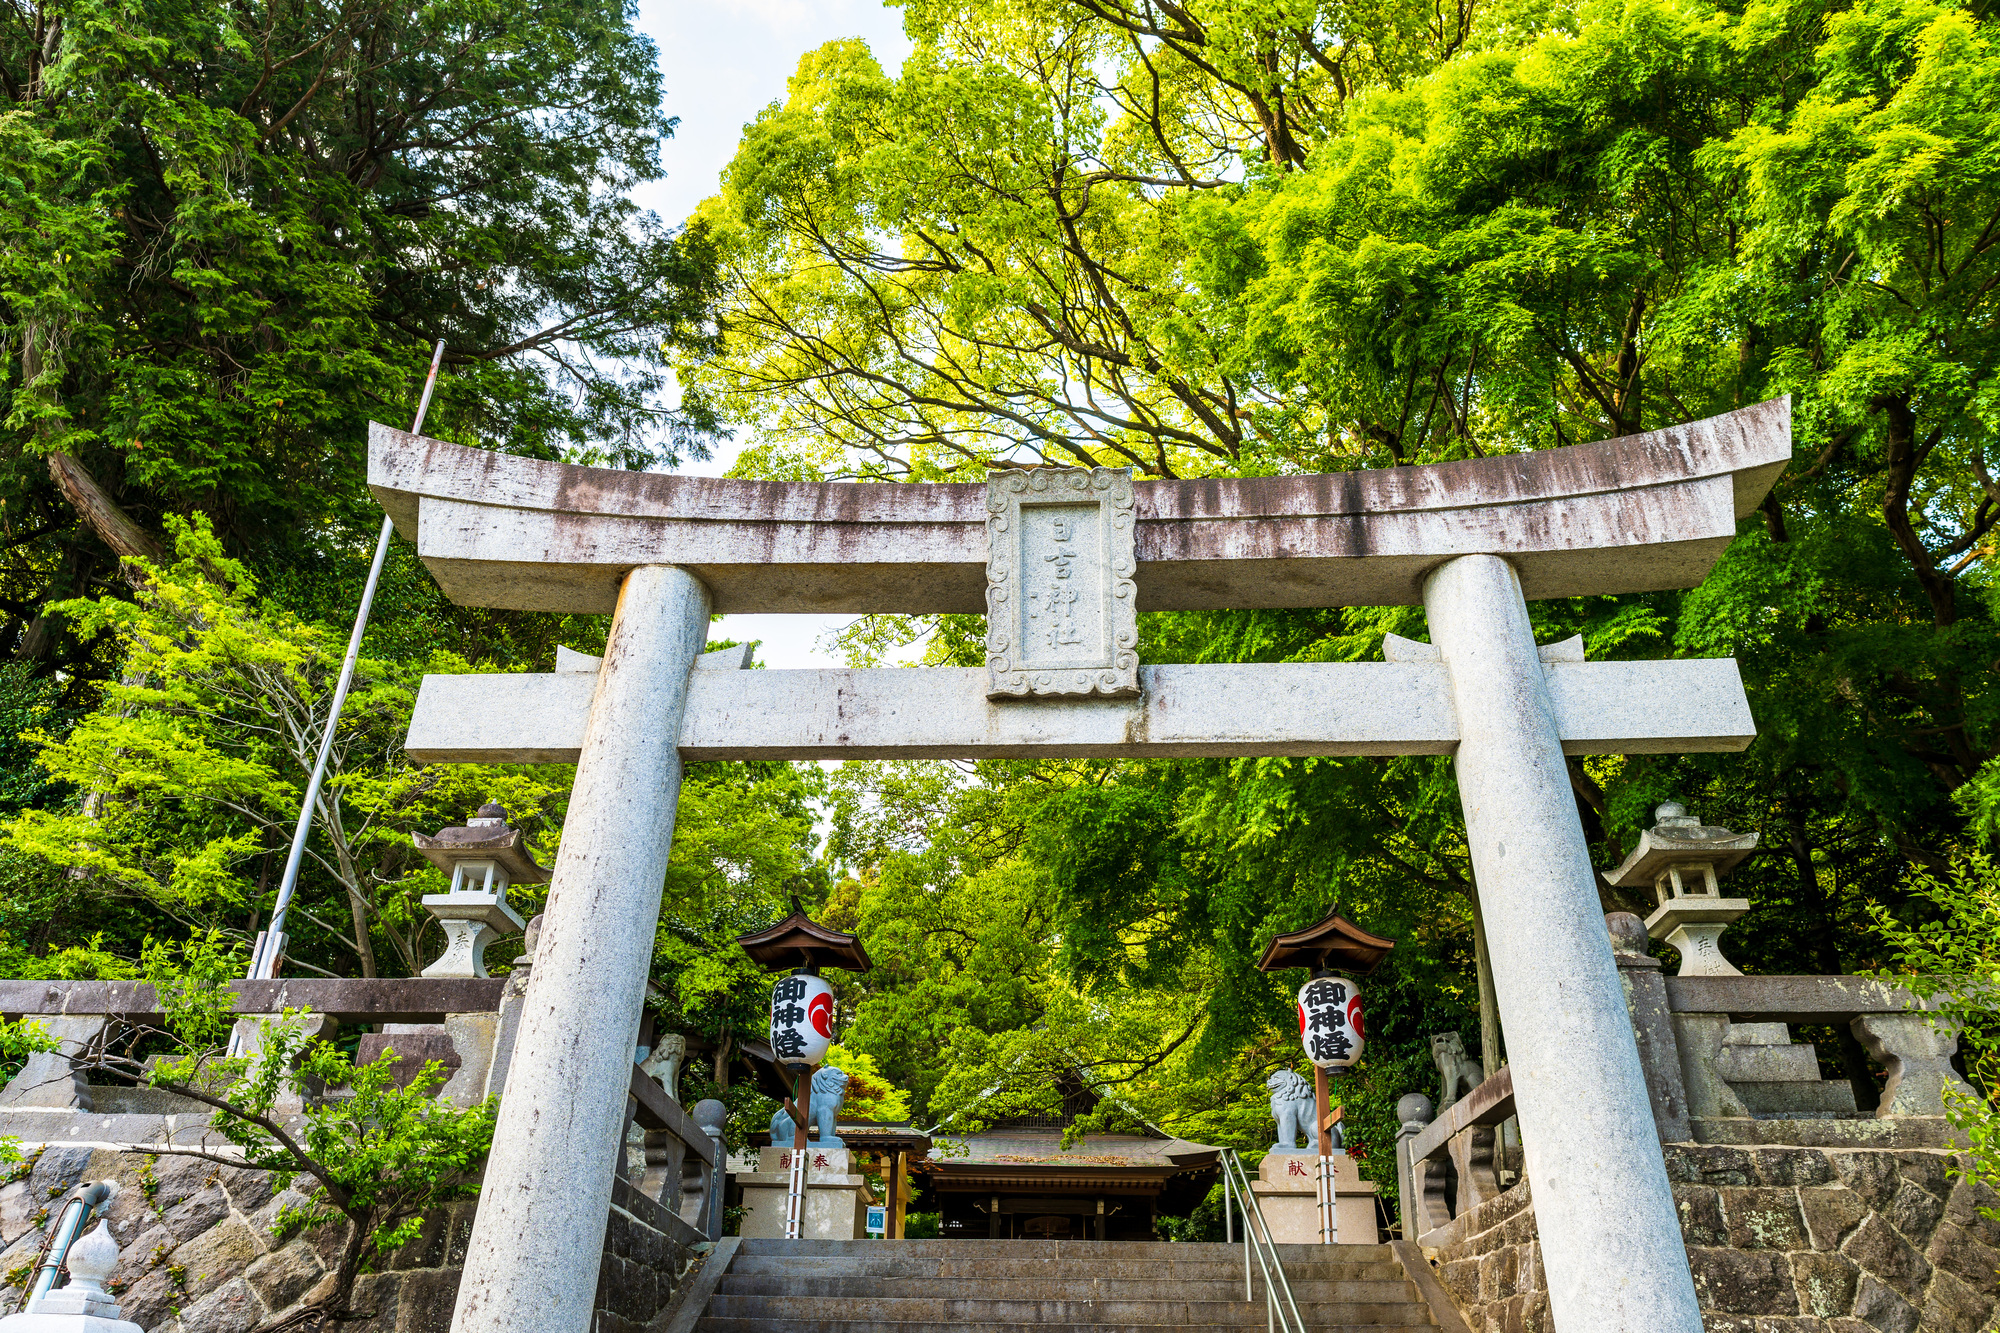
[
  {"left": 770, "top": 1065, "right": 852, "bottom": 1149},
  {"left": 1267, "top": 1069, "right": 1316, "bottom": 1154},
  {"left": 1430, "top": 1032, "right": 1482, "bottom": 1109}
]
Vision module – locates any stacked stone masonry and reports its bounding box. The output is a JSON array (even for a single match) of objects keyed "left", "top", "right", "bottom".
[
  {"left": 1421, "top": 1145, "right": 1999, "bottom": 1333},
  {"left": 0, "top": 1146, "right": 696, "bottom": 1332}
]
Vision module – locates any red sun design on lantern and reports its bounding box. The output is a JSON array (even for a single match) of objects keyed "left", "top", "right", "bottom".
[
  {"left": 1347, "top": 995, "right": 1365, "bottom": 1041},
  {"left": 1296, "top": 1003, "right": 1306, "bottom": 1035},
  {"left": 808, "top": 992, "right": 834, "bottom": 1038}
]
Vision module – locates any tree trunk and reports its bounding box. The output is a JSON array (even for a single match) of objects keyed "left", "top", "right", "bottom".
[
  {"left": 46, "top": 452, "right": 163, "bottom": 567},
  {"left": 1470, "top": 890, "right": 1503, "bottom": 1078},
  {"left": 1877, "top": 392, "right": 1955, "bottom": 627},
  {"left": 20, "top": 327, "right": 163, "bottom": 570}
]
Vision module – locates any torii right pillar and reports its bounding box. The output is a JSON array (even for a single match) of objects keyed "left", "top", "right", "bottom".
[{"left": 1426, "top": 553, "right": 1704, "bottom": 1331}]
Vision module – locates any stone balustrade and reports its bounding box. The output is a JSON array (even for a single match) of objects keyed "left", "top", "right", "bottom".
[{"left": 0, "top": 975, "right": 726, "bottom": 1249}]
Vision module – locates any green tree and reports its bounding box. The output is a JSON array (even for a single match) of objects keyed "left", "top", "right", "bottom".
[
  {"left": 0, "top": 514, "right": 571, "bottom": 976},
  {"left": 1, "top": 0, "right": 717, "bottom": 677}
]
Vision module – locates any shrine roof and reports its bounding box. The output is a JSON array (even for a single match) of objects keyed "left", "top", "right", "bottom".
[
  {"left": 1256, "top": 913, "right": 1396, "bottom": 975},
  {"left": 910, "top": 1131, "right": 1221, "bottom": 1191},
  {"left": 733, "top": 911, "right": 872, "bottom": 973},
  {"left": 367, "top": 399, "right": 1792, "bottom": 616}
]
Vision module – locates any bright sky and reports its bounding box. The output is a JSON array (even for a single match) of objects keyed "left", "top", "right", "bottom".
[{"left": 637, "top": 0, "right": 916, "bottom": 668}]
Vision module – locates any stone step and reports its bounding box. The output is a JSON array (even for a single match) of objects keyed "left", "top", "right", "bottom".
[
  {"left": 702, "top": 1294, "right": 1427, "bottom": 1324},
  {"left": 716, "top": 1275, "right": 1421, "bottom": 1303},
  {"left": 731, "top": 1240, "right": 1392, "bottom": 1261},
  {"left": 695, "top": 1321, "right": 1439, "bottom": 1333},
  {"left": 724, "top": 1255, "right": 1406, "bottom": 1283}
]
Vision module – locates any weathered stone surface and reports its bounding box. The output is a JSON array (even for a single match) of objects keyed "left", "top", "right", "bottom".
[
  {"left": 172, "top": 1215, "right": 264, "bottom": 1299},
  {"left": 0, "top": 1180, "right": 38, "bottom": 1245},
  {"left": 215, "top": 1163, "right": 273, "bottom": 1214},
  {"left": 1919, "top": 1266, "right": 1997, "bottom": 1333},
  {"left": 1800, "top": 1186, "right": 1867, "bottom": 1251},
  {"left": 1881, "top": 1179, "right": 1945, "bottom": 1247},
  {"left": 1852, "top": 1273, "right": 1918, "bottom": 1333},
  {"left": 1943, "top": 1175, "right": 2000, "bottom": 1253},
  {"left": 369, "top": 398, "right": 1793, "bottom": 616},
  {"left": 147, "top": 1155, "right": 214, "bottom": 1213},
  {"left": 1479, "top": 1245, "right": 1519, "bottom": 1301},
  {"left": 1678, "top": 1185, "right": 1729, "bottom": 1246},
  {"left": 176, "top": 1275, "right": 264, "bottom": 1333},
  {"left": 111, "top": 1222, "right": 175, "bottom": 1289},
  {"left": 120, "top": 1265, "right": 178, "bottom": 1331},
  {"left": 1720, "top": 1187, "right": 1808, "bottom": 1250},
  {"left": 244, "top": 1239, "right": 323, "bottom": 1310},
  {"left": 409, "top": 657, "right": 1761, "bottom": 765},
  {"left": 1926, "top": 1219, "right": 2000, "bottom": 1287},
  {"left": 160, "top": 1183, "right": 230, "bottom": 1242},
  {"left": 1851, "top": 1013, "right": 1977, "bottom": 1117},
  {"left": 1751, "top": 1149, "right": 1836, "bottom": 1188},
  {"left": 1828, "top": 1153, "right": 1902, "bottom": 1210},
  {"left": 341, "top": 1270, "right": 403, "bottom": 1333},
  {"left": 1790, "top": 1251, "right": 1859, "bottom": 1317},
  {"left": 1840, "top": 1214, "right": 1932, "bottom": 1301},
  {"left": 1689, "top": 1248, "right": 1798, "bottom": 1314},
  {"left": 984, "top": 467, "right": 1139, "bottom": 699},
  {"left": 1701, "top": 1315, "right": 1757, "bottom": 1332},
  {"left": 398, "top": 1265, "right": 461, "bottom": 1333},
  {"left": 28, "top": 1145, "right": 93, "bottom": 1200},
  {"left": 1442, "top": 1256, "right": 1480, "bottom": 1305},
  {"left": 1893, "top": 1153, "right": 1950, "bottom": 1196}
]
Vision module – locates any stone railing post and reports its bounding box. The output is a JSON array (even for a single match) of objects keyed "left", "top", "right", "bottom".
[
  {"left": 694, "top": 1098, "right": 728, "bottom": 1241},
  {"left": 450, "top": 565, "right": 711, "bottom": 1333},
  {"left": 1607, "top": 913, "right": 1693, "bottom": 1142},
  {"left": 1851, "top": 1011, "right": 1978, "bottom": 1117},
  {"left": 1394, "top": 1093, "right": 1433, "bottom": 1241},
  {"left": 1424, "top": 554, "right": 1702, "bottom": 1332}
]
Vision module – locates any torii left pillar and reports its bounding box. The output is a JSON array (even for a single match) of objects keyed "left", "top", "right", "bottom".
[{"left": 450, "top": 565, "right": 710, "bottom": 1333}]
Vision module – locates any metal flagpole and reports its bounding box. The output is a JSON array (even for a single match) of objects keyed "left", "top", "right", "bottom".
[{"left": 244, "top": 340, "right": 446, "bottom": 986}]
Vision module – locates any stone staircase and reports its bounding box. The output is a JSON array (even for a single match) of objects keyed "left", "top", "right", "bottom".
[{"left": 688, "top": 1238, "right": 1445, "bottom": 1332}]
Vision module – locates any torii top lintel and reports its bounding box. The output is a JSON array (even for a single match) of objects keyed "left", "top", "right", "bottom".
[{"left": 366, "top": 398, "right": 1790, "bottom": 616}]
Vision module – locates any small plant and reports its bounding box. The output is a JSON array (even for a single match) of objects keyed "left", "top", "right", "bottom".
[
  {"left": 137, "top": 1156, "right": 159, "bottom": 1206},
  {"left": 1872, "top": 850, "right": 2000, "bottom": 1216},
  {"left": 148, "top": 1241, "right": 172, "bottom": 1268},
  {"left": 4, "top": 1262, "right": 31, "bottom": 1288},
  {"left": 70, "top": 935, "right": 497, "bottom": 1332}
]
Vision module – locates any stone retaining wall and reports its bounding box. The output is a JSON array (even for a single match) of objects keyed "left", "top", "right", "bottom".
[
  {"left": 1418, "top": 1144, "right": 2000, "bottom": 1333},
  {"left": 0, "top": 1145, "right": 698, "bottom": 1332}
]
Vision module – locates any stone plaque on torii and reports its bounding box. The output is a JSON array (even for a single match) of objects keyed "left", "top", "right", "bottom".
[{"left": 371, "top": 397, "right": 1792, "bottom": 1333}]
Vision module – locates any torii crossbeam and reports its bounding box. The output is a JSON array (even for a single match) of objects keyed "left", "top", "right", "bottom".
[{"left": 371, "top": 398, "right": 1793, "bottom": 1333}]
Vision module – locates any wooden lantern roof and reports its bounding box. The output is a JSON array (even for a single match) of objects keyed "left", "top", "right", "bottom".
[
  {"left": 1255, "top": 911, "right": 1395, "bottom": 976},
  {"left": 734, "top": 911, "right": 872, "bottom": 973}
]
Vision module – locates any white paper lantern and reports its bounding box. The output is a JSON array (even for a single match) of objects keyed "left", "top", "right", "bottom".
[
  {"left": 769, "top": 972, "right": 834, "bottom": 1066},
  {"left": 1297, "top": 974, "right": 1365, "bottom": 1069}
]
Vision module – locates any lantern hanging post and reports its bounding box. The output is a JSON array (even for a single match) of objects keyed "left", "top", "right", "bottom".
[
  {"left": 1258, "top": 911, "right": 1392, "bottom": 1247},
  {"left": 734, "top": 911, "right": 871, "bottom": 1242}
]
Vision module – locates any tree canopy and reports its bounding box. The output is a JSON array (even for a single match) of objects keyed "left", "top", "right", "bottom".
[{"left": 7, "top": 0, "right": 2000, "bottom": 1216}]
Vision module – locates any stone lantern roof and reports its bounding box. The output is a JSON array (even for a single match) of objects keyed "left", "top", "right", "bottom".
[
  {"left": 1600, "top": 801, "right": 1758, "bottom": 892},
  {"left": 1255, "top": 911, "right": 1395, "bottom": 976},
  {"left": 412, "top": 803, "right": 550, "bottom": 884}
]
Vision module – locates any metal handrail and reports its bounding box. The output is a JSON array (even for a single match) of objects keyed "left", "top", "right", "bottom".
[{"left": 1216, "top": 1150, "right": 1307, "bottom": 1333}]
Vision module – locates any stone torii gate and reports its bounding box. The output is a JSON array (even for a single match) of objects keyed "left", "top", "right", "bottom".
[{"left": 369, "top": 397, "right": 1792, "bottom": 1333}]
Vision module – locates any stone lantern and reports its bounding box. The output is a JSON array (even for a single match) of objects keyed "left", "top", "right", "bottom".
[
  {"left": 412, "top": 803, "right": 549, "bottom": 978},
  {"left": 1600, "top": 802, "right": 1758, "bottom": 976}
]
